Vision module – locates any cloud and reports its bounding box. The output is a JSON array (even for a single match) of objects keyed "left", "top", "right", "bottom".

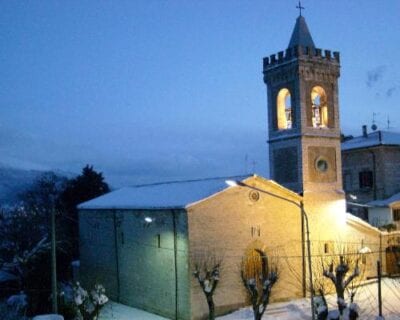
[
  {"left": 386, "top": 86, "right": 399, "bottom": 98},
  {"left": 366, "top": 65, "right": 386, "bottom": 88}
]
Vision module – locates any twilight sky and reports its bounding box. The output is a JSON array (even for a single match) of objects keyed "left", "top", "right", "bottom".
[{"left": 1, "top": 1, "right": 399, "bottom": 187}]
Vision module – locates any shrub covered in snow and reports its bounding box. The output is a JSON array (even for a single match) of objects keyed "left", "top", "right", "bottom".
[
  {"left": 7, "top": 292, "right": 28, "bottom": 312},
  {"left": 314, "top": 297, "right": 361, "bottom": 319},
  {"left": 0, "top": 293, "right": 28, "bottom": 320},
  {"left": 58, "top": 282, "right": 108, "bottom": 320}
]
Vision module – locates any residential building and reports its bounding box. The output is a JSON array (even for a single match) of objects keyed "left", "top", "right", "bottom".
[{"left": 342, "top": 126, "right": 400, "bottom": 224}]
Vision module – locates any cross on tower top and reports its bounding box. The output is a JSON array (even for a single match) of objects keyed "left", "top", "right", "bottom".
[{"left": 296, "top": 1, "right": 305, "bottom": 16}]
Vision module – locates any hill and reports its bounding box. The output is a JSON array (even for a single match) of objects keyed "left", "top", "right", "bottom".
[{"left": 0, "top": 165, "right": 74, "bottom": 206}]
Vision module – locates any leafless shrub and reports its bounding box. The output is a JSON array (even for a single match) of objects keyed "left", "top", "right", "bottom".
[{"left": 192, "top": 252, "right": 222, "bottom": 320}]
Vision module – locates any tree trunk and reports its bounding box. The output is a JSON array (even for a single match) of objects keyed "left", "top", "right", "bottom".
[
  {"left": 206, "top": 294, "right": 215, "bottom": 320},
  {"left": 254, "top": 311, "right": 262, "bottom": 320},
  {"left": 336, "top": 286, "right": 345, "bottom": 315}
]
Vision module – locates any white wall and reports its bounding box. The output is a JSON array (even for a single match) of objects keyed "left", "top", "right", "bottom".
[{"left": 368, "top": 207, "right": 392, "bottom": 227}]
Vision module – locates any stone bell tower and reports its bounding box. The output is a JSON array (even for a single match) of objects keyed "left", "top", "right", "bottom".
[{"left": 263, "top": 14, "right": 343, "bottom": 196}]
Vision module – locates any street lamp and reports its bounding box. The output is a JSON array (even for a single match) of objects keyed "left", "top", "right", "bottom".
[{"left": 225, "top": 179, "right": 316, "bottom": 320}]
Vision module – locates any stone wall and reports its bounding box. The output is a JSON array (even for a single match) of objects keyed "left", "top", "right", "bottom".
[{"left": 342, "top": 145, "right": 400, "bottom": 203}]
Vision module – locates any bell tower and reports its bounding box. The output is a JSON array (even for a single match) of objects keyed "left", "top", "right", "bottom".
[{"left": 263, "top": 14, "right": 342, "bottom": 195}]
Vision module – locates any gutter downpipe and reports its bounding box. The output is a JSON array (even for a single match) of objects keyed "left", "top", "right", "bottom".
[
  {"left": 301, "top": 201, "right": 315, "bottom": 319},
  {"left": 172, "top": 209, "right": 178, "bottom": 320},
  {"left": 370, "top": 150, "right": 377, "bottom": 201},
  {"left": 301, "top": 205, "right": 306, "bottom": 298}
]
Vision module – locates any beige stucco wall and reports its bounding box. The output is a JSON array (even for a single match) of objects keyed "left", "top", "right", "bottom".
[
  {"left": 304, "top": 190, "right": 384, "bottom": 279},
  {"left": 186, "top": 176, "right": 305, "bottom": 319}
]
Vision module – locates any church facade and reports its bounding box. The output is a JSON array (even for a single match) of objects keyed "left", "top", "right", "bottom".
[{"left": 78, "top": 15, "right": 399, "bottom": 320}]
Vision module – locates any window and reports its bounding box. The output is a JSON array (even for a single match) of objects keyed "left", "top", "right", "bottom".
[
  {"left": 362, "top": 254, "right": 367, "bottom": 265},
  {"left": 277, "top": 88, "right": 292, "bottom": 130},
  {"left": 311, "top": 86, "right": 328, "bottom": 128},
  {"left": 156, "top": 234, "right": 161, "bottom": 248},
  {"left": 315, "top": 157, "right": 328, "bottom": 172},
  {"left": 251, "top": 226, "right": 261, "bottom": 237},
  {"left": 324, "top": 241, "right": 333, "bottom": 254},
  {"left": 359, "top": 171, "right": 373, "bottom": 189},
  {"left": 393, "top": 209, "right": 400, "bottom": 221},
  {"left": 343, "top": 172, "right": 352, "bottom": 191}
]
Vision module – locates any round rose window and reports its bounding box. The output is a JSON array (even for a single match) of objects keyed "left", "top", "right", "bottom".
[{"left": 316, "top": 157, "right": 328, "bottom": 172}]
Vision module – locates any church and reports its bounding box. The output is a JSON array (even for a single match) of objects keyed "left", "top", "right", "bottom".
[{"left": 78, "top": 13, "right": 399, "bottom": 320}]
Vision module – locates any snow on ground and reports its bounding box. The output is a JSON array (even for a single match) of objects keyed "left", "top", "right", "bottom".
[
  {"left": 100, "top": 278, "right": 400, "bottom": 319},
  {"left": 32, "top": 316, "right": 64, "bottom": 320},
  {"left": 99, "top": 301, "right": 168, "bottom": 320}
]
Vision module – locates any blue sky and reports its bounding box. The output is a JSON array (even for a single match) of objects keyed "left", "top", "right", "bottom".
[{"left": 1, "top": 1, "right": 399, "bottom": 186}]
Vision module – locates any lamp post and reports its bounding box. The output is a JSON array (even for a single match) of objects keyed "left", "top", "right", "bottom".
[{"left": 225, "top": 180, "right": 315, "bottom": 320}]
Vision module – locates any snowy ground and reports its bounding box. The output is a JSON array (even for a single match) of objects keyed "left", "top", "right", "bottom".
[
  {"left": 99, "top": 278, "right": 400, "bottom": 319},
  {"left": 99, "top": 302, "right": 168, "bottom": 320}
]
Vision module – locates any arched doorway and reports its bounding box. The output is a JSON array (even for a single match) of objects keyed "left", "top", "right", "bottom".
[
  {"left": 242, "top": 248, "right": 268, "bottom": 282},
  {"left": 386, "top": 246, "right": 400, "bottom": 275}
]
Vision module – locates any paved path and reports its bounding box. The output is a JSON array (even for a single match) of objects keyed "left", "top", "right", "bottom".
[{"left": 99, "top": 302, "right": 168, "bottom": 320}]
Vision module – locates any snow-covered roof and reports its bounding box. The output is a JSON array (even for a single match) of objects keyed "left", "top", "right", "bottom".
[
  {"left": 78, "top": 175, "right": 251, "bottom": 210},
  {"left": 341, "top": 130, "right": 400, "bottom": 151},
  {"left": 367, "top": 192, "right": 400, "bottom": 207},
  {"left": 346, "top": 213, "right": 381, "bottom": 235}
]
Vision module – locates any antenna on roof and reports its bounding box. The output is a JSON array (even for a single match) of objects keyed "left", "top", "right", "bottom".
[
  {"left": 252, "top": 160, "right": 257, "bottom": 173},
  {"left": 387, "top": 115, "right": 391, "bottom": 130},
  {"left": 371, "top": 112, "right": 378, "bottom": 131}
]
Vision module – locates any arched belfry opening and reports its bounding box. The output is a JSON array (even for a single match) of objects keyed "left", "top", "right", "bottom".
[
  {"left": 277, "top": 88, "right": 292, "bottom": 130},
  {"left": 311, "top": 86, "right": 328, "bottom": 128}
]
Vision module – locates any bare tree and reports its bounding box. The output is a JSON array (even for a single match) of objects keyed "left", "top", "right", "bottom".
[
  {"left": 192, "top": 253, "right": 222, "bottom": 320},
  {"left": 322, "top": 255, "right": 360, "bottom": 315},
  {"left": 315, "top": 244, "right": 364, "bottom": 320},
  {"left": 241, "top": 249, "right": 278, "bottom": 320},
  {"left": 284, "top": 241, "right": 364, "bottom": 320}
]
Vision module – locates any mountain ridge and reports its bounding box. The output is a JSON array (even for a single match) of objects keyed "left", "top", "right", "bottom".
[{"left": 0, "top": 165, "right": 76, "bottom": 206}]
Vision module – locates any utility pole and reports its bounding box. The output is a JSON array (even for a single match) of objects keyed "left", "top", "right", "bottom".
[
  {"left": 377, "top": 261, "right": 382, "bottom": 317},
  {"left": 51, "top": 206, "right": 58, "bottom": 313}
]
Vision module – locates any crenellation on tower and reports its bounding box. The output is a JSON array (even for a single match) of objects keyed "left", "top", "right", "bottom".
[{"left": 263, "top": 46, "right": 340, "bottom": 70}]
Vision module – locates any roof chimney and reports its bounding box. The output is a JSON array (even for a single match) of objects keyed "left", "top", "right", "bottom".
[{"left": 362, "top": 125, "right": 368, "bottom": 138}]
